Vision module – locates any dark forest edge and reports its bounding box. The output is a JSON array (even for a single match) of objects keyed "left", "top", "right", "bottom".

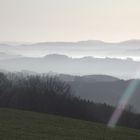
[{"left": 0, "top": 72, "right": 140, "bottom": 129}]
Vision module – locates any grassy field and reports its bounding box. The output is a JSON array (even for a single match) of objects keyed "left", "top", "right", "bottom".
[{"left": 0, "top": 108, "right": 140, "bottom": 140}]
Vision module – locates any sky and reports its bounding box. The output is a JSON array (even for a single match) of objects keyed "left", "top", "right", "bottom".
[{"left": 0, "top": 0, "right": 140, "bottom": 42}]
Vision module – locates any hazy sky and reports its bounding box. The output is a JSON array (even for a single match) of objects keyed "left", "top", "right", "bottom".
[{"left": 0, "top": 0, "right": 140, "bottom": 42}]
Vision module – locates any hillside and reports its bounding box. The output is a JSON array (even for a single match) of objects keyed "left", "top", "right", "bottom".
[
  {"left": 0, "top": 108, "right": 140, "bottom": 140},
  {"left": 70, "top": 79, "right": 140, "bottom": 113}
]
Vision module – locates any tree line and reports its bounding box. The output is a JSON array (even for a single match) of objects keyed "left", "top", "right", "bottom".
[{"left": 0, "top": 72, "right": 140, "bottom": 129}]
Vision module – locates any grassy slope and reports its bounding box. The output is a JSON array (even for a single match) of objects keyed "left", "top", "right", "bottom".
[{"left": 0, "top": 108, "right": 140, "bottom": 140}]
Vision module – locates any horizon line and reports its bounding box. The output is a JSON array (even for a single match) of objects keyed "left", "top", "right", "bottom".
[{"left": 1, "top": 39, "right": 140, "bottom": 44}]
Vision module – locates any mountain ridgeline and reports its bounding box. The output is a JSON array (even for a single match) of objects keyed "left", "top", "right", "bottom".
[
  {"left": 0, "top": 54, "right": 139, "bottom": 79},
  {"left": 1, "top": 39, "right": 140, "bottom": 58}
]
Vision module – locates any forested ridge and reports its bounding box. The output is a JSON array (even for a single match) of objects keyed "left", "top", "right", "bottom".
[{"left": 0, "top": 72, "right": 140, "bottom": 129}]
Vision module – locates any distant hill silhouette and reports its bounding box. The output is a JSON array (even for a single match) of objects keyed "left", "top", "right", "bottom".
[
  {"left": 1, "top": 39, "right": 140, "bottom": 60},
  {"left": 0, "top": 54, "right": 139, "bottom": 79}
]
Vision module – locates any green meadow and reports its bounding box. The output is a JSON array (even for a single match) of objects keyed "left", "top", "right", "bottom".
[{"left": 0, "top": 108, "right": 140, "bottom": 140}]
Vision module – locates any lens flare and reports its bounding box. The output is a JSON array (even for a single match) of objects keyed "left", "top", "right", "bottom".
[{"left": 108, "top": 79, "right": 140, "bottom": 128}]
